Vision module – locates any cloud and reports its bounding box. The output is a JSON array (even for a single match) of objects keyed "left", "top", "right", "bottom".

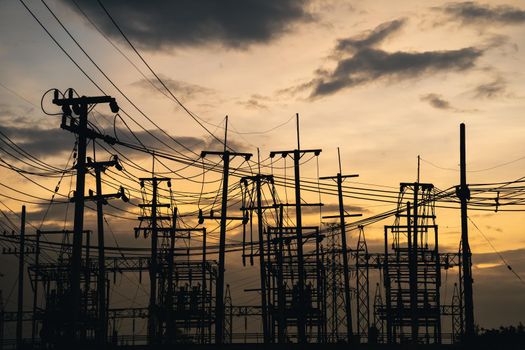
[
  {"left": 302, "top": 202, "right": 370, "bottom": 215},
  {"left": 111, "top": 124, "right": 249, "bottom": 155},
  {"left": 440, "top": 2, "right": 525, "bottom": 25},
  {"left": 131, "top": 75, "right": 215, "bottom": 102},
  {"left": 310, "top": 46, "right": 482, "bottom": 97},
  {"left": 420, "top": 93, "right": 476, "bottom": 113},
  {"left": 473, "top": 77, "right": 507, "bottom": 99},
  {"left": 0, "top": 122, "right": 76, "bottom": 158},
  {"left": 236, "top": 96, "right": 269, "bottom": 110},
  {"left": 420, "top": 93, "right": 453, "bottom": 110},
  {"left": 63, "top": 0, "right": 313, "bottom": 50},
  {"left": 279, "top": 19, "right": 483, "bottom": 98},
  {"left": 474, "top": 248, "right": 525, "bottom": 266},
  {"left": 333, "top": 19, "right": 406, "bottom": 54},
  {"left": 0, "top": 111, "right": 248, "bottom": 167}
]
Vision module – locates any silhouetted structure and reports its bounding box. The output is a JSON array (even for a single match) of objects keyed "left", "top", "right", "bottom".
[{"left": 0, "top": 91, "right": 490, "bottom": 348}]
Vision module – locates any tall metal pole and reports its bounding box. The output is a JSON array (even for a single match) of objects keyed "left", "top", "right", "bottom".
[
  {"left": 335, "top": 153, "right": 354, "bottom": 341},
  {"left": 215, "top": 151, "right": 230, "bottom": 344},
  {"left": 52, "top": 91, "right": 120, "bottom": 340},
  {"left": 459, "top": 123, "right": 474, "bottom": 338},
  {"left": 269, "top": 114, "right": 321, "bottom": 343},
  {"left": 277, "top": 204, "right": 285, "bottom": 343},
  {"left": 71, "top": 100, "right": 88, "bottom": 338},
  {"left": 293, "top": 114, "right": 307, "bottom": 343},
  {"left": 411, "top": 184, "right": 419, "bottom": 341},
  {"left": 319, "top": 149, "right": 360, "bottom": 342},
  {"left": 95, "top": 168, "right": 107, "bottom": 345},
  {"left": 256, "top": 174, "right": 269, "bottom": 342},
  {"left": 167, "top": 208, "right": 177, "bottom": 343},
  {"left": 408, "top": 200, "right": 418, "bottom": 341},
  {"left": 198, "top": 117, "right": 251, "bottom": 344},
  {"left": 216, "top": 115, "right": 230, "bottom": 344},
  {"left": 31, "top": 230, "right": 40, "bottom": 345},
  {"left": 148, "top": 179, "right": 159, "bottom": 343},
  {"left": 16, "top": 205, "right": 26, "bottom": 348}
]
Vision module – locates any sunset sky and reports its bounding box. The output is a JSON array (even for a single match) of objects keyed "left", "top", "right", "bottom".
[{"left": 0, "top": 0, "right": 524, "bottom": 331}]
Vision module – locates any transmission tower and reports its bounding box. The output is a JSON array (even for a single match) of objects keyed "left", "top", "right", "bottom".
[
  {"left": 325, "top": 223, "right": 346, "bottom": 342},
  {"left": 134, "top": 176, "right": 172, "bottom": 344},
  {"left": 355, "top": 226, "right": 370, "bottom": 343}
]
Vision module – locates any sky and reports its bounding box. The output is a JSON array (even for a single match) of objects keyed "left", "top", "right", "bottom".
[{"left": 0, "top": 0, "right": 524, "bottom": 334}]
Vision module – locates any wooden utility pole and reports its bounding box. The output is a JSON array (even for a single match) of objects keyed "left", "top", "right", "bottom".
[
  {"left": 320, "top": 148, "right": 361, "bottom": 342},
  {"left": 52, "top": 89, "right": 119, "bottom": 340},
  {"left": 31, "top": 230, "right": 40, "bottom": 345},
  {"left": 85, "top": 155, "right": 126, "bottom": 345},
  {"left": 16, "top": 205, "right": 25, "bottom": 349},
  {"left": 240, "top": 168, "right": 274, "bottom": 343},
  {"left": 270, "top": 113, "right": 321, "bottom": 343},
  {"left": 135, "top": 177, "right": 171, "bottom": 344},
  {"left": 200, "top": 117, "right": 252, "bottom": 344},
  {"left": 167, "top": 208, "right": 177, "bottom": 343}
]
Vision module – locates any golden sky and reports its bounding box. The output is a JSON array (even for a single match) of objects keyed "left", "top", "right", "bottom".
[{"left": 0, "top": 0, "right": 524, "bottom": 329}]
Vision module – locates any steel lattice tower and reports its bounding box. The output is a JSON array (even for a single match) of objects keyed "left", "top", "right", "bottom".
[
  {"left": 355, "top": 226, "right": 370, "bottom": 343},
  {"left": 325, "top": 224, "right": 347, "bottom": 342}
]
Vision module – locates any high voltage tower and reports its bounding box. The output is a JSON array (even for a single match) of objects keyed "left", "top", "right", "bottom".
[{"left": 0, "top": 89, "right": 522, "bottom": 349}]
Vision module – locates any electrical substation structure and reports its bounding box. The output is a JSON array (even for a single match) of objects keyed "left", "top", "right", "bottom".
[{"left": 0, "top": 90, "right": 507, "bottom": 350}]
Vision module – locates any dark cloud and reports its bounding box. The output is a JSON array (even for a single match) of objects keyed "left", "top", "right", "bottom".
[
  {"left": 63, "top": 0, "right": 312, "bottom": 50},
  {"left": 0, "top": 111, "right": 248, "bottom": 166},
  {"left": 0, "top": 123, "right": 75, "bottom": 158},
  {"left": 473, "top": 248, "right": 525, "bottom": 327},
  {"left": 473, "top": 77, "right": 507, "bottom": 99},
  {"left": 302, "top": 203, "right": 369, "bottom": 215},
  {"left": 131, "top": 75, "right": 215, "bottom": 101},
  {"left": 334, "top": 19, "right": 405, "bottom": 54},
  {"left": 474, "top": 248, "right": 525, "bottom": 266},
  {"left": 311, "top": 46, "right": 482, "bottom": 97},
  {"left": 279, "top": 19, "right": 483, "bottom": 98},
  {"left": 440, "top": 2, "right": 525, "bottom": 25},
  {"left": 420, "top": 93, "right": 452, "bottom": 110},
  {"left": 111, "top": 125, "right": 248, "bottom": 156},
  {"left": 237, "top": 98, "right": 269, "bottom": 110}
]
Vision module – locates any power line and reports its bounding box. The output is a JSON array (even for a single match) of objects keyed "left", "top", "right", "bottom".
[{"left": 468, "top": 216, "right": 525, "bottom": 286}]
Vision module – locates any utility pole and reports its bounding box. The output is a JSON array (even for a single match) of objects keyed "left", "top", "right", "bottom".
[
  {"left": 52, "top": 89, "right": 119, "bottom": 340},
  {"left": 411, "top": 183, "right": 420, "bottom": 342},
  {"left": 320, "top": 148, "right": 361, "bottom": 342},
  {"left": 85, "top": 155, "right": 126, "bottom": 345},
  {"left": 270, "top": 113, "right": 321, "bottom": 343},
  {"left": 31, "top": 230, "right": 40, "bottom": 345},
  {"left": 16, "top": 205, "right": 25, "bottom": 349},
  {"left": 199, "top": 117, "right": 252, "bottom": 344},
  {"left": 240, "top": 164, "right": 273, "bottom": 343},
  {"left": 135, "top": 176, "right": 172, "bottom": 344},
  {"left": 458, "top": 123, "right": 474, "bottom": 339},
  {"left": 407, "top": 200, "right": 418, "bottom": 341},
  {"left": 166, "top": 208, "right": 176, "bottom": 344}
]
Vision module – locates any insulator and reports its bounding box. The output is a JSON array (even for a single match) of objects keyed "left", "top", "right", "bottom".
[{"left": 109, "top": 100, "right": 119, "bottom": 113}]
